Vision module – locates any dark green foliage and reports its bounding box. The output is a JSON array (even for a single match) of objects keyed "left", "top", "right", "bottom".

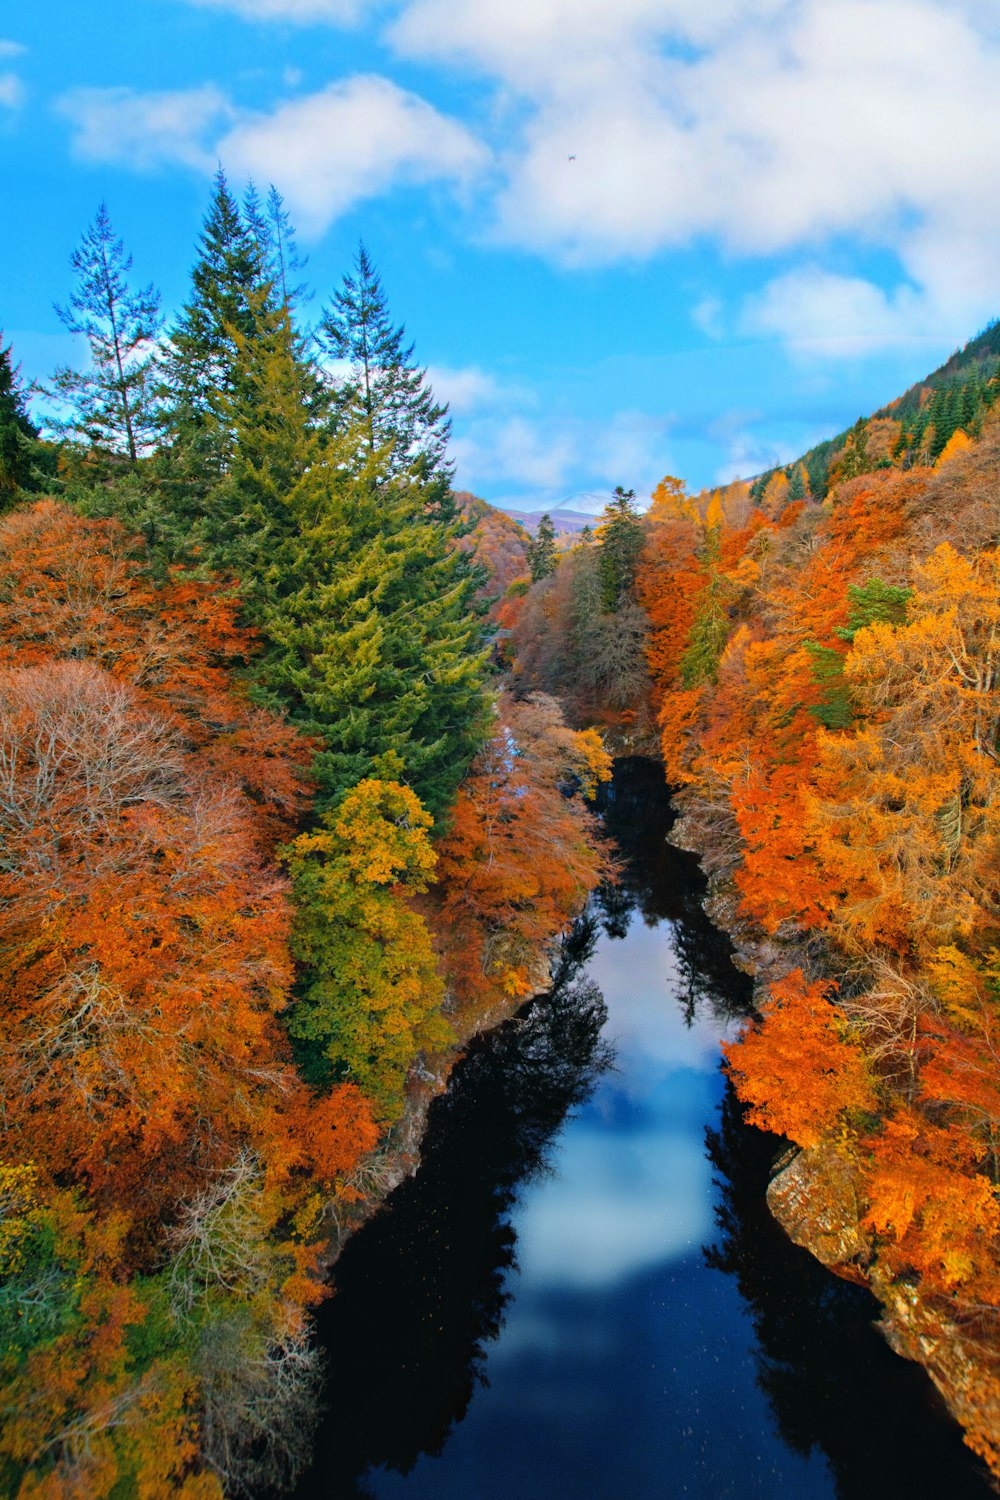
[
  {"left": 786, "top": 322, "right": 1000, "bottom": 496},
  {"left": 749, "top": 469, "right": 775, "bottom": 504},
  {"left": 805, "top": 643, "right": 853, "bottom": 730},
  {"left": 51, "top": 204, "right": 162, "bottom": 465},
  {"left": 317, "top": 243, "right": 451, "bottom": 490},
  {"left": 839, "top": 578, "right": 912, "bottom": 642},
  {"left": 597, "top": 486, "right": 644, "bottom": 611},
  {"left": 679, "top": 584, "right": 729, "bottom": 688},
  {"left": 787, "top": 465, "right": 806, "bottom": 503},
  {"left": 158, "top": 168, "right": 270, "bottom": 496},
  {"left": 805, "top": 579, "right": 911, "bottom": 729},
  {"left": 252, "top": 446, "right": 490, "bottom": 818},
  {"left": 0, "top": 338, "right": 39, "bottom": 499},
  {"left": 527, "top": 513, "right": 557, "bottom": 581}
]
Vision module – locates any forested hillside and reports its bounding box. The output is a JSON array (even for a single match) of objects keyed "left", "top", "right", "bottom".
[
  {"left": 0, "top": 179, "right": 611, "bottom": 1496},
  {"left": 503, "top": 353, "right": 1000, "bottom": 1475}
]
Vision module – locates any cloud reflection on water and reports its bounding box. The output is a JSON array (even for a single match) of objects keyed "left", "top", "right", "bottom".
[{"left": 506, "top": 918, "right": 732, "bottom": 1294}]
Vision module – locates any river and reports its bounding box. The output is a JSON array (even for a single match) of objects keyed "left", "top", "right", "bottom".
[{"left": 293, "top": 758, "right": 993, "bottom": 1500}]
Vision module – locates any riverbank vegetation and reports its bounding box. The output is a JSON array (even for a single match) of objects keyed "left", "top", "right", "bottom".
[
  {"left": 501, "top": 324, "right": 1000, "bottom": 1476},
  {"left": 0, "top": 179, "right": 610, "bottom": 1496}
]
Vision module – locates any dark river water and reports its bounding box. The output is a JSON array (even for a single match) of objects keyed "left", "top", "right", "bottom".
[{"left": 294, "top": 759, "right": 993, "bottom": 1500}]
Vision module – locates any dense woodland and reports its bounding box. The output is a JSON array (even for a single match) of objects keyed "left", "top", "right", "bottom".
[
  {"left": 0, "top": 178, "right": 611, "bottom": 1496},
  {"left": 503, "top": 347, "right": 1000, "bottom": 1477}
]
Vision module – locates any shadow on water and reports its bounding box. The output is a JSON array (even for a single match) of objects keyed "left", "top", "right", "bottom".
[
  {"left": 293, "top": 973, "right": 613, "bottom": 1499},
  {"left": 593, "top": 758, "right": 754, "bottom": 1025},
  {"left": 293, "top": 757, "right": 995, "bottom": 1500},
  {"left": 705, "top": 1086, "right": 994, "bottom": 1500}
]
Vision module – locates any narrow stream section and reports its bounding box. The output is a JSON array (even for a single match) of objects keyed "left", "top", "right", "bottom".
[{"left": 295, "top": 760, "right": 993, "bottom": 1500}]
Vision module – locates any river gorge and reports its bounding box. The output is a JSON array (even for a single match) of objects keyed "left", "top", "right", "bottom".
[{"left": 294, "top": 760, "right": 993, "bottom": 1500}]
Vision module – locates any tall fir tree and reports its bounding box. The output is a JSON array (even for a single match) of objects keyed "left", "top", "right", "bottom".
[
  {"left": 51, "top": 204, "right": 162, "bottom": 465},
  {"left": 528, "top": 513, "right": 558, "bottom": 581},
  {"left": 251, "top": 439, "right": 491, "bottom": 817},
  {"left": 317, "top": 244, "right": 451, "bottom": 490},
  {"left": 597, "top": 486, "right": 645, "bottom": 611},
  {"left": 0, "top": 338, "right": 39, "bottom": 499},
  {"left": 158, "top": 168, "right": 269, "bottom": 498}
]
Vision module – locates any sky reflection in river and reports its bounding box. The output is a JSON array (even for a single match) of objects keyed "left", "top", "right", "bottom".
[
  {"left": 511, "top": 917, "right": 729, "bottom": 1292},
  {"left": 363, "top": 860, "right": 834, "bottom": 1499}
]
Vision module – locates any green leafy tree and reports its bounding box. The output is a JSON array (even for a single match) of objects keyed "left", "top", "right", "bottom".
[
  {"left": 285, "top": 778, "right": 451, "bottom": 1118},
  {"left": 597, "top": 486, "right": 644, "bottom": 611},
  {"left": 528, "top": 512, "right": 558, "bottom": 581},
  {"left": 51, "top": 204, "right": 162, "bottom": 465}
]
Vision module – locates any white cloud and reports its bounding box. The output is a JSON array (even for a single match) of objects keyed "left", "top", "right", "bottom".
[
  {"left": 179, "top": 0, "right": 374, "bottom": 21},
  {"left": 0, "top": 41, "right": 24, "bottom": 111},
  {"left": 389, "top": 0, "right": 1000, "bottom": 348},
  {"left": 449, "top": 401, "right": 673, "bottom": 507},
  {"left": 741, "top": 267, "right": 955, "bottom": 360},
  {"left": 0, "top": 71, "right": 23, "bottom": 111},
  {"left": 423, "top": 363, "right": 526, "bottom": 415},
  {"left": 55, "top": 75, "right": 486, "bottom": 237},
  {"left": 58, "top": 85, "right": 233, "bottom": 171},
  {"left": 218, "top": 75, "right": 488, "bottom": 234}
]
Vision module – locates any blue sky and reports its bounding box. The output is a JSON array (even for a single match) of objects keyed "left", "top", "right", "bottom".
[{"left": 3, "top": 0, "right": 1000, "bottom": 514}]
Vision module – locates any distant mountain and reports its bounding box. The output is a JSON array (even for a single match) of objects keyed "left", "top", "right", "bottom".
[{"left": 494, "top": 507, "right": 595, "bottom": 536}]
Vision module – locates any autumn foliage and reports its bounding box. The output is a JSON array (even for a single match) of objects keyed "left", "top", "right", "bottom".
[
  {"left": 0, "top": 503, "right": 386, "bottom": 1494},
  {"left": 617, "top": 422, "right": 1000, "bottom": 1473},
  {"left": 433, "top": 692, "right": 613, "bottom": 1023}
]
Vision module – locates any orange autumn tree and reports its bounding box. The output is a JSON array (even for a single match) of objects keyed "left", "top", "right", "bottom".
[
  {"left": 724, "top": 970, "right": 877, "bottom": 1150},
  {"left": 807, "top": 542, "right": 1000, "bottom": 955},
  {"left": 433, "top": 692, "right": 613, "bottom": 1021},
  {"left": 0, "top": 501, "right": 381, "bottom": 1497}
]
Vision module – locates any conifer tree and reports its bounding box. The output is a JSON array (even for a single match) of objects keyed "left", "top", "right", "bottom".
[
  {"left": 196, "top": 287, "right": 322, "bottom": 577},
  {"left": 253, "top": 441, "right": 490, "bottom": 817},
  {"left": 317, "top": 244, "right": 450, "bottom": 486},
  {"left": 51, "top": 204, "right": 162, "bottom": 465},
  {"left": 242, "top": 182, "right": 309, "bottom": 315},
  {"left": 0, "top": 338, "right": 38, "bottom": 498},
  {"left": 159, "top": 168, "right": 269, "bottom": 493},
  {"left": 266, "top": 185, "right": 309, "bottom": 313},
  {"left": 528, "top": 512, "right": 558, "bottom": 581},
  {"left": 597, "top": 486, "right": 644, "bottom": 611}
]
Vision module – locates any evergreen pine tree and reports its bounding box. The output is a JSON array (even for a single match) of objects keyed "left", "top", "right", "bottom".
[
  {"left": 317, "top": 244, "right": 451, "bottom": 487},
  {"left": 597, "top": 486, "right": 644, "bottom": 611},
  {"left": 0, "top": 338, "right": 39, "bottom": 498},
  {"left": 51, "top": 204, "right": 162, "bottom": 464},
  {"left": 266, "top": 185, "right": 309, "bottom": 313},
  {"left": 158, "top": 168, "right": 268, "bottom": 494},
  {"left": 787, "top": 465, "right": 807, "bottom": 503},
  {"left": 528, "top": 513, "right": 558, "bottom": 581},
  {"left": 253, "top": 443, "right": 490, "bottom": 817},
  {"left": 196, "top": 286, "right": 323, "bottom": 577}
]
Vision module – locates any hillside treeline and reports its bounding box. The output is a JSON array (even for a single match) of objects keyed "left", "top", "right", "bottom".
[{"left": 0, "top": 178, "right": 610, "bottom": 1495}]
